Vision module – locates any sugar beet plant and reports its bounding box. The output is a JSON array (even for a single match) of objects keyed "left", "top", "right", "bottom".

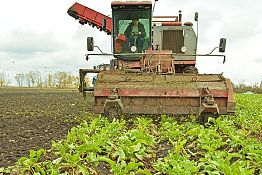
[{"left": 1, "top": 94, "right": 262, "bottom": 175}]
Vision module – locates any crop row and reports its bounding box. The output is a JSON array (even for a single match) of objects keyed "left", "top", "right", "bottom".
[{"left": 1, "top": 94, "right": 261, "bottom": 175}]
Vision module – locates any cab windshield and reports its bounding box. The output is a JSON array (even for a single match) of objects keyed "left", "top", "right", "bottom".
[{"left": 112, "top": 8, "right": 151, "bottom": 56}]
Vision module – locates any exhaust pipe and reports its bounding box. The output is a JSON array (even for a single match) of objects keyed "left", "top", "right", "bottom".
[{"left": 179, "top": 10, "right": 182, "bottom": 22}]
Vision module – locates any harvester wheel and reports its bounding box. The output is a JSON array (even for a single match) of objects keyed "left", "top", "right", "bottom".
[{"left": 198, "top": 112, "right": 218, "bottom": 125}]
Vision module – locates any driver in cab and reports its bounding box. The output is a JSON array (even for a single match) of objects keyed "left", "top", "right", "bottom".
[{"left": 124, "top": 17, "right": 146, "bottom": 52}]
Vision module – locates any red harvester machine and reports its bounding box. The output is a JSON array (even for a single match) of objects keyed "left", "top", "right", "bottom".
[{"left": 68, "top": 0, "right": 235, "bottom": 123}]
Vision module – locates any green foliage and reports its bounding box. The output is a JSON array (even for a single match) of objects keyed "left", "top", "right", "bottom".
[
  {"left": 1, "top": 94, "right": 262, "bottom": 174},
  {"left": 154, "top": 152, "right": 199, "bottom": 174},
  {"left": 234, "top": 94, "right": 262, "bottom": 132}
]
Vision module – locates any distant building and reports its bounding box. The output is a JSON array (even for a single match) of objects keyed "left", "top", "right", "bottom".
[{"left": 243, "top": 91, "right": 254, "bottom": 94}]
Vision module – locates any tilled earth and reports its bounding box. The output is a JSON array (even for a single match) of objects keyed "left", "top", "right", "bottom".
[{"left": 0, "top": 88, "right": 93, "bottom": 167}]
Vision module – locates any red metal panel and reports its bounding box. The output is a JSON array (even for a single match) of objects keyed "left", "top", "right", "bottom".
[
  {"left": 209, "top": 90, "right": 228, "bottom": 97},
  {"left": 68, "top": 3, "right": 112, "bottom": 34},
  {"left": 119, "top": 60, "right": 141, "bottom": 68},
  {"left": 173, "top": 60, "right": 196, "bottom": 65},
  {"left": 94, "top": 89, "right": 228, "bottom": 97},
  {"left": 118, "top": 89, "right": 200, "bottom": 97}
]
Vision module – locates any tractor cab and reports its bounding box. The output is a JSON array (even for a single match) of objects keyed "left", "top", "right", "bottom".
[{"left": 111, "top": 1, "right": 152, "bottom": 59}]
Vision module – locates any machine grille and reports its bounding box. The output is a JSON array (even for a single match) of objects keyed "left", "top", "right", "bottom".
[{"left": 162, "top": 30, "right": 184, "bottom": 53}]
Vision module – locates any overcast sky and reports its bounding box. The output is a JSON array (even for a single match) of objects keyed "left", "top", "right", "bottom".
[{"left": 0, "top": 0, "right": 261, "bottom": 85}]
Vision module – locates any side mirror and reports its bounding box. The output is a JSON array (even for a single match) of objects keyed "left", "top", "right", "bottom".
[
  {"left": 87, "top": 37, "right": 94, "bottom": 51},
  {"left": 194, "top": 12, "right": 198, "bottom": 22},
  {"left": 219, "top": 38, "right": 226, "bottom": 52},
  {"left": 102, "top": 18, "right": 107, "bottom": 31}
]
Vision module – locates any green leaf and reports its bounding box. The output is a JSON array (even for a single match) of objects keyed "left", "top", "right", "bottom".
[
  {"left": 77, "top": 164, "right": 89, "bottom": 175},
  {"left": 124, "top": 161, "right": 144, "bottom": 173},
  {"left": 113, "top": 148, "right": 126, "bottom": 162},
  {"left": 52, "top": 157, "right": 62, "bottom": 165},
  {"left": 96, "top": 156, "right": 115, "bottom": 167},
  {"left": 132, "top": 142, "right": 142, "bottom": 152},
  {"left": 136, "top": 169, "right": 152, "bottom": 175}
]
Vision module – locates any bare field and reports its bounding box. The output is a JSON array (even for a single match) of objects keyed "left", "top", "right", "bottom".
[{"left": 0, "top": 87, "right": 91, "bottom": 167}]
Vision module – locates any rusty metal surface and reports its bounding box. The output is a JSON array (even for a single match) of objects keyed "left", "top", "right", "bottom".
[
  {"left": 96, "top": 70, "right": 225, "bottom": 83},
  {"left": 94, "top": 97, "right": 229, "bottom": 115},
  {"left": 94, "top": 89, "right": 228, "bottom": 98},
  {"left": 114, "top": 50, "right": 197, "bottom": 73},
  {"left": 225, "top": 78, "right": 236, "bottom": 113},
  {"left": 92, "top": 70, "right": 236, "bottom": 115},
  {"left": 162, "top": 30, "right": 184, "bottom": 53}
]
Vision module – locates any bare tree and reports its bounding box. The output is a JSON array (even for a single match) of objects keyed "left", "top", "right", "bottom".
[
  {"left": 47, "top": 73, "right": 53, "bottom": 88},
  {"left": 14, "top": 73, "right": 24, "bottom": 87},
  {"left": 0, "top": 72, "right": 5, "bottom": 87},
  {"left": 66, "top": 74, "right": 79, "bottom": 88},
  {"left": 28, "top": 71, "right": 37, "bottom": 87},
  {"left": 25, "top": 73, "right": 31, "bottom": 87},
  {"left": 35, "top": 71, "right": 43, "bottom": 87},
  {"left": 67, "top": 74, "right": 73, "bottom": 86},
  {"left": 5, "top": 77, "right": 11, "bottom": 86},
  {"left": 21, "top": 73, "right": 25, "bottom": 86},
  {"left": 0, "top": 72, "right": 9, "bottom": 87},
  {"left": 54, "top": 72, "right": 68, "bottom": 88}
]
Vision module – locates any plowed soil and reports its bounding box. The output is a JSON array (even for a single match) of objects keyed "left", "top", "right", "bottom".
[{"left": 0, "top": 88, "right": 92, "bottom": 167}]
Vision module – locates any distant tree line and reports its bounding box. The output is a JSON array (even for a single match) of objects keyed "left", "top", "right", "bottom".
[
  {"left": 0, "top": 71, "right": 90, "bottom": 88},
  {"left": 233, "top": 82, "right": 262, "bottom": 94},
  {"left": 14, "top": 71, "right": 81, "bottom": 88}
]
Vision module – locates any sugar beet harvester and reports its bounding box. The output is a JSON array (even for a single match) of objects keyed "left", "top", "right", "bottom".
[{"left": 68, "top": 0, "right": 235, "bottom": 123}]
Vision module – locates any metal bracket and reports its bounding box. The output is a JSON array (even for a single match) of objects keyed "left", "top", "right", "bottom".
[{"left": 199, "top": 87, "right": 219, "bottom": 115}]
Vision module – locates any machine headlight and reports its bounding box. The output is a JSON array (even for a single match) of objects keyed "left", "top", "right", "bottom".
[
  {"left": 181, "top": 46, "right": 187, "bottom": 53},
  {"left": 131, "top": 46, "right": 137, "bottom": 52}
]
